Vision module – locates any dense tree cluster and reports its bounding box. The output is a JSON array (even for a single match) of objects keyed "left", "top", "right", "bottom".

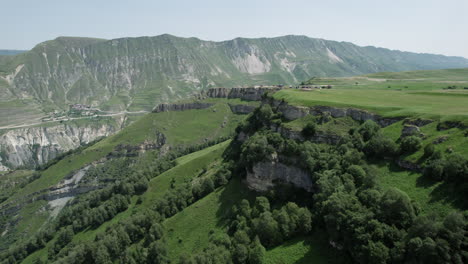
[
  {"left": 232, "top": 108, "right": 468, "bottom": 263},
  {"left": 423, "top": 150, "right": 468, "bottom": 199},
  {"left": 53, "top": 211, "right": 168, "bottom": 264},
  {"left": 180, "top": 197, "right": 311, "bottom": 264}
]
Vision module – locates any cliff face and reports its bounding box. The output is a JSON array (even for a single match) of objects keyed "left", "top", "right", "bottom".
[
  {"left": 272, "top": 99, "right": 402, "bottom": 127},
  {"left": 246, "top": 160, "right": 313, "bottom": 192},
  {"left": 228, "top": 104, "right": 257, "bottom": 114},
  {"left": 203, "top": 87, "right": 281, "bottom": 101},
  {"left": 152, "top": 102, "right": 214, "bottom": 113},
  {"left": 0, "top": 121, "right": 120, "bottom": 170}
]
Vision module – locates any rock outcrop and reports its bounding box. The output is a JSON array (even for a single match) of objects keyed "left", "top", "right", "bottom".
[
  {"left": 0, "top": 121, "right": 119, "bottom": 170},
  {"left": 401, "top": 124, "right": 423, "bottom": 137},
  {"left": 203, "top": 87, "right": 281, "bottom": 101},
  {"left": 246, "top": 161, "right": 313, "bottom": 192},
  {"left": 404, "top": 118, "right": 433, "bottom": 127},
  {"left": 228, "top": 104, "right": 257, "bottom": 114},
  {"left": 152, "top": 102, "right": 214, "bottom": 113},
  {"left": 272, "top": 100, "right": 402, "bottom": 127}
]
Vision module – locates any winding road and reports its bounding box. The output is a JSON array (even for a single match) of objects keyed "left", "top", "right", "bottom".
[{"left": 0, "top": 110, "right": 148, "bottom": 130}]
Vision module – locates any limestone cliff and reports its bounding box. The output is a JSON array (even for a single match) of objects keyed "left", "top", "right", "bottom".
[
  {"left": 271, "top": 99, "right": 402, "bottom": 127},
  {"left": 203, "top": 87, "right": 281, "bottom": 101},
  {"left": 152, "top": 102, "right": 214, "bottom": 113},
  {"left": 228, "top": 104, "right": 257, "bottom": 114},
  {"left": 246, "top": 160, "right": 313, "bottom": 192},
  {"left": 0, "top": 120, "right": 122, "bottom": 170}
]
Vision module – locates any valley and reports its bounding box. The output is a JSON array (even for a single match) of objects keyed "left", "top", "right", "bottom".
[
  {"left": 0, "top": 27, "right": 467, "bottom": 264},
  {"left": 0, "top": 66, "right": 466, "bottom": 263}
]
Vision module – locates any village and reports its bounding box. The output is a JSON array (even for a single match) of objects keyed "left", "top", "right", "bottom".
[{"left": 40, "top": 104, "right": 100, "bottom": 123}]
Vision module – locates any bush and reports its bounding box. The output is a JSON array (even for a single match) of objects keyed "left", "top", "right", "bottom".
[
  {"left": 400, "top": 136, "right": 422, "bottom": 154},
  {"left": 423, "top": 158, "right": 445, "bottom": 181},
  {"left": 423, "top": 144, "right": 435, "bottom": 158},
  {"left": 358, "top": 120, "right": 380, "bottom": 141},
  {"left": 302, "top": 122, "right": 317, "bottom": 137},
  {"left": 364, "top": 133, "right": 398, "bottom": 158},
  {"left": 444, "top": 153, "right": 468, "bottom": 182}
]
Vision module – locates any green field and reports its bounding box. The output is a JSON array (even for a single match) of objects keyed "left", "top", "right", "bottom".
[
  {"left": 287, "top": 68, "right": 468, "bottom": 121},
  {"left": 274, "top": 89, "right": 468, "bottom": 120},
  {"left": 264, "top": 235, "right": 330, "bottom": 264}
]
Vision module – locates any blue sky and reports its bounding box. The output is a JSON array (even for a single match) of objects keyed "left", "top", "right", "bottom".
[{"left": 1, "top": 0, "right": 467, "bottom": 58}]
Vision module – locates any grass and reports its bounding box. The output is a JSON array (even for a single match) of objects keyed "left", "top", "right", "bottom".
[
  {"left": 264, "top": 235, "right": 330, "bottom": 264},
  {"left": 72, "top": 140, "right": 230, "bottom": 243},
  {"left": 165, "top": 178, "right": 254, "bottom": 260},
  {"left": 288, "top": 68, "right": 468, "bottom": 121},
  {"left": 274, "top": 89, "right": 468, "bottom": 120},
  {"left": 149, "top": 102, "right": 243, "bottom": 146},
  {"left": 373, "top": 162, "right": 463, "bottom": 217}
]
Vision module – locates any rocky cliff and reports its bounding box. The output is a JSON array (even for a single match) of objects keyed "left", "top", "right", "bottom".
[
  {"left": 246, "top": 160, "right": 313, "bottom": 192},
  {"left": 271, "top": 99, "right": 402, "bottom": 127},
  {"left": 203, "top": 87, "right": 281, "bottom": 101},
  {"left": 0, "top": 119, "right": 122, "bottom": 170},
  {"left": 228, "top": 104, "right": 257, "bottom": 114},
  {"left": 152, "top": 102, "right": 214, "bottom": 113}
]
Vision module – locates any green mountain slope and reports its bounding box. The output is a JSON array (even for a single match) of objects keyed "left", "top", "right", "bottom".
[{"left": 1, "top": 34, "right": 468, "bottom": 120}]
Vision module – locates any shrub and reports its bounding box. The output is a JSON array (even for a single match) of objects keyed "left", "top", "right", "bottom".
[
  {"left": 423, "top": 158, "right": 445, "bottom": 181},
  {"left": 400, "top": 136, "right": 422, "bottom": 154},
  {"left": 364, "top": 133, "right": 398, "bottom": 158},
  {"left": 423, "top": 144, "right": 435, "bottom": 158},
  {"left": 358, "top": 120, "right": 380, "bottom": 141},
  {"left": 301, "top": 122, "right": 316, "bottom": 137}
]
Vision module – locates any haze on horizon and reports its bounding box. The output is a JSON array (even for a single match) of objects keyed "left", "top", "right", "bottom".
[{"left": 2, "top": 0, "right": 468, "bottom": 58}]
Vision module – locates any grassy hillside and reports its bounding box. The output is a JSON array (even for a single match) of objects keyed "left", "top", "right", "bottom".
[{"left": 0, "top": 98, "right": 250, "bottom": 251}]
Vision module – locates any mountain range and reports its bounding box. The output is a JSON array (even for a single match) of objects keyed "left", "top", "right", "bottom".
[{"left": 1, "top": 34, "right": 468, "bottom": 119}]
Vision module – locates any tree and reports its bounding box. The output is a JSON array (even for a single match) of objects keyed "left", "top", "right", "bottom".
[
  {"left": 366, "top": 241, "right": 389, "bottom": 264},
  {"left": 147, "top": 240, "right": 169, "bottom": 264},
  {"left": 233, "top": 244, "right": 249, "bottom": 264},
  {"left": 444, "top": 153, "right": 468, "bottom": 182},
  {"left": 358, "top": 120, "right": 380, "bottom": 141},
  {"left": 423, "top": 158, "right": 445, "bottom": 181},
  {"left": 253, "top": 212, "right": 281, "bottom": 247},
  {"left": 302, "top": 122, "right": 316, "bottom": 137},
  {"left": 347, "top": 165, "right": 366, "bottom": 187},
  {"left": 380, "top": 188, "right": 416, "bottom": 228},
  {"left": 249, "top": 236, "right": 265, "bottom": 264},
  {"left": 252, "top": 197, "right": 270, "bottom": 218},
  {"left": 400, "top": 136, "right": 422, "bottom": 154},
  {"left": 239, "top": 200, "right": 252, "bottom": 219},
  {"left": 56, "top": 226, "right": 74, "bottom": 250},
  {"left": 364, "top": 133, "right": 398, "bottom": 158},
  {"left": 423, "top": 143, "right": 435, "bottom": 158},
  {"left": 93, "top": 244, "right": 112, "bottom": 264},
  {"left": 201, "top": 177, "right": 215, "bottom": 195}
]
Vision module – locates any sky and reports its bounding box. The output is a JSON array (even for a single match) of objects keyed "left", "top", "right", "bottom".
[{"left": 1, "top": 0, "right": 467, "bottom": 58}]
